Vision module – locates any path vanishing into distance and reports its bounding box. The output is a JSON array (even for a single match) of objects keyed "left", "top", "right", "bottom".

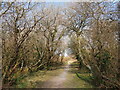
[{"left": 16, "top": 59, "right": 94, "bottom": 88}]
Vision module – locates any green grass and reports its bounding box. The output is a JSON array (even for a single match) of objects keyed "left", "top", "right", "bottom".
[
  {"left": 69, "top": 61, "right": 95, "bottom": 87},
  {"left": 76, "top": 73, "right": 94, "bottom": 85},
  {"left": 16, "top": 82, "right": 27, "bottom": 88}
]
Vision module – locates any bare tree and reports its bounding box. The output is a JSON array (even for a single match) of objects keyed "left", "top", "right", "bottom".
[
  {"left": 68, "top": 2, "right": 120, "bottom": 88},
  {"left": 2, "top": 2, "right": 44, "bottom": 85},
  {"left": 36, "top": 6, "right": 65, "bottom": 69}
]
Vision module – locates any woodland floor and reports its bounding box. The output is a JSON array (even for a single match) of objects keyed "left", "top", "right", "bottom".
[{"left": 16, "top": 59, "right": 94, "bottom": 88}]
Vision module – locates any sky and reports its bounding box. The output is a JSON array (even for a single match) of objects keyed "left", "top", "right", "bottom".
[{"left": 1, "top": 0, "right": 120, "bottom": 2}]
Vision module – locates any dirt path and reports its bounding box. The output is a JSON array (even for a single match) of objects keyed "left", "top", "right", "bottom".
[
  {"left": 17, "top": 60, "right": 93, "bottom": 88},
  {"left": 41, "top": 62, "right": 71, "bottom": 88}
]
